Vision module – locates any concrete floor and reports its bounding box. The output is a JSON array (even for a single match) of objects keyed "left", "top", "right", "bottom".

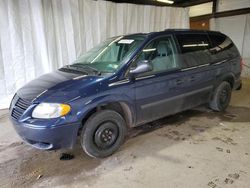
[{"left": 1, "top": 79, "right": 250, "bottom": 188}]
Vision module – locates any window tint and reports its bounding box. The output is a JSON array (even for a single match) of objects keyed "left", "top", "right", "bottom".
[
  {"left": 209, "top": 33, "right": 235, "bottom": 52},
  {"left": 176, "top": 34, "right": 211, "bottom": 53},
  {"left": 176, "top": 34, "right": 213, "bottom": 68},
  {"left": 209, "top": 33, "right": 227, "bottom": 48},
  {"left": 208, "top": 33, "right": 239, "bottom": 60},
  {"left": 132, "top": 36, "right": 178, "bottom": 75}
]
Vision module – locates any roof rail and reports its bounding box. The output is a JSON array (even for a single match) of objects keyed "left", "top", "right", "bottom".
[{"left": 164, "top": 28, "right": 208, "bottom": 32}]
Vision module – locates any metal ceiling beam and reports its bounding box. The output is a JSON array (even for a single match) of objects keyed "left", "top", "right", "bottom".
[
  {"left": 212, "top": 0, "right": 217, "bottom": 15},
  {"left": 190, "top": 7, "right": 250, "bottom": 21}
]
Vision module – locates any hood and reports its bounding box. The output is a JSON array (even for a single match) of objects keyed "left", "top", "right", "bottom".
[{"left": 17, "top": 69, "right": 102, "bottom": 103}]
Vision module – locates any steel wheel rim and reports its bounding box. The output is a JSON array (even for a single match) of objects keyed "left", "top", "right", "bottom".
[
  {"left": 219, "top": 87, "right": 229, "bottom": 105},
  {"left": 94, "top": 122, "right": 119, "bottom": 149}
]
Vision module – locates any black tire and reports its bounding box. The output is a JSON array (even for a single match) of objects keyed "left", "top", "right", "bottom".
[
  {"left": 209, "top": 81, "right": 232, "bottom": 111},
  {"left": 81, "top": 110, "right": 127, "bottom": 158}
]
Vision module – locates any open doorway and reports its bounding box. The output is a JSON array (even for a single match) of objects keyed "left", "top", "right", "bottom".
[{"left": 190, "top": 19, "right": 210, "bottom": 30}]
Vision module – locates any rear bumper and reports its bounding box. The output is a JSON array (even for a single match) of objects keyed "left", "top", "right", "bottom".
[{"left": 10, "top": 117, "right": 80, "bottom": 150}]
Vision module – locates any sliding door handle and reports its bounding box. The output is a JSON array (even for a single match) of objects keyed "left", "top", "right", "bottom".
[
  {"left": 176, "top": 79, "right": 183, "bottom": 85},
  {"left": 190, "top": 76, "right": 195, "bottom": 82}
]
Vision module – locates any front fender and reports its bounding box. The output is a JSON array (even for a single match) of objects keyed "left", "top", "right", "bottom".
[{"left": 72, "top": 93, "right": 136, "bottom": 127}]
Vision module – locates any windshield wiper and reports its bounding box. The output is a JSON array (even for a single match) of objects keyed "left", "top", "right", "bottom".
[
  {"left": 71, "top": 63, "right": 101, "bottom": 75},
  {"left": 62, "top": 65, "right": 89, "bottom": 74}
]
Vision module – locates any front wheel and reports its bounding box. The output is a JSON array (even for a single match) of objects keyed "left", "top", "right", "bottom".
[
  {"left": 209, "top": 81, "right": 232, "bottom": 112},
  {"left": 81, "top": 110, "right": 127, "bottom": 158}
]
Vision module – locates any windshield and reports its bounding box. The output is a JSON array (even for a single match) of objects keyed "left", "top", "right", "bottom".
[{"left": 72, "top": 35, "right": 145, "bottom": 74}]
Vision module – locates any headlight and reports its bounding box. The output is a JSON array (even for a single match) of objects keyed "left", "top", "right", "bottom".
[{"left": 32, "top": 103, "right": 71, "bottom": 119}]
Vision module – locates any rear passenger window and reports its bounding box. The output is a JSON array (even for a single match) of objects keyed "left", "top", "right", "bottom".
[
  {"left": 176, "top": 34, "right": 212, "bottom": 68},
  {"left": 176, "top": 34, "right": 211, "bottom": 53}
]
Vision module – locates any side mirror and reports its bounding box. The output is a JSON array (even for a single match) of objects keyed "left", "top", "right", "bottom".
[{"left": 129, "top": 60, "right": 153, "bottom": 76}]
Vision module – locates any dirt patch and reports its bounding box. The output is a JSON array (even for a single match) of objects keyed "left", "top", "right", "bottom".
[
  {"left": 156, "top": 130, "right": 183, "bottom": 141},
  {"left": 0, "top": 141, "right": 23, "bottom": 152},
  {"left": 212, "top": 137, "right": 237, "bottom": 145},
  {"left": 0, "top": 143, "right": 102, "bottom": 187},
  {"left": 217, "top": 106, "right": 250, "bottom": 123}
]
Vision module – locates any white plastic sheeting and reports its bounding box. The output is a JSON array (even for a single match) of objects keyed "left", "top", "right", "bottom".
[
  {"left": 210, "top": 14, "right": 250, "bottom": 78},
  {"left": 0, "top": 0, "right": 189, "bottom": 109}
]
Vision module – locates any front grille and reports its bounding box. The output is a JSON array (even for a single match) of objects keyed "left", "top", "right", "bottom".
[
  {"left": 11, "top": 108, "right": 23, "bottom": 120},
  {"left": 11, "top": 95, "right": 31, "bottom": 120},
  {"left": 16, "top": 97, "right": 31, "bottom": 110}
]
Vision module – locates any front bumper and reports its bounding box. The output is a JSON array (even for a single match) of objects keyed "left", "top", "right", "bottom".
[{"left": 10, "top": 117, "right": 80, "bottom": 150}]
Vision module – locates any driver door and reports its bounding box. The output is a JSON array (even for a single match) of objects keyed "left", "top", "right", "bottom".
[{"left": 132, "top": 36, "right": 186, "bottom": 125}]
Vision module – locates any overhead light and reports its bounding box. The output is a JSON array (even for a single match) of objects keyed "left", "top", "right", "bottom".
[{"left": 156, "top": 0, "right": 174, "bottom": 4}]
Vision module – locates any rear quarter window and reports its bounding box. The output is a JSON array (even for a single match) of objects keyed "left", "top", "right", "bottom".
[
  {"left": 208, "top": 33, "right": 239, "bottom": 60},
  {"left": 209, "top": 33, "right": 227, "bottom": 48}
]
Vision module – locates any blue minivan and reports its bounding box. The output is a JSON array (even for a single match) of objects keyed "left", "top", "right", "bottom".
[{"left": 9, "top": 29, "right": 242, "bottom": 158}]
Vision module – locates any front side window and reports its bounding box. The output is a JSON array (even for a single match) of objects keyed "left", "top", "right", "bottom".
[
  {"left": 132, "top": 36, "right": 178, "bottom": 76},
  {"left": 71, "top": 35, "right": 145, "bottom": 74}
]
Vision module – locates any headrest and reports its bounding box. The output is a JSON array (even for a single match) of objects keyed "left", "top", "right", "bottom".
[{"left": 157, "top": 42, "right": 169, "bottom": 56}]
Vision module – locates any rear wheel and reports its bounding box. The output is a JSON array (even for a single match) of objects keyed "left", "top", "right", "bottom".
[
  {"left": 209, "top": 81, "right": 232, "bottom": 111},
  {"left": 81, "top": 110, "right": 127, "bottom": 158}
]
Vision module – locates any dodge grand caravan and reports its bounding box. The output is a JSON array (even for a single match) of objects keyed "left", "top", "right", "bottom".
[{"left": 9, "top": 29, "right": 242, "bottom": 158}]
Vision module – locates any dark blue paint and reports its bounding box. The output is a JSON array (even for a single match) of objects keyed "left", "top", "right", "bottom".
[{"left": 9, "top": 29, "right": 242, "bottom": 150}]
